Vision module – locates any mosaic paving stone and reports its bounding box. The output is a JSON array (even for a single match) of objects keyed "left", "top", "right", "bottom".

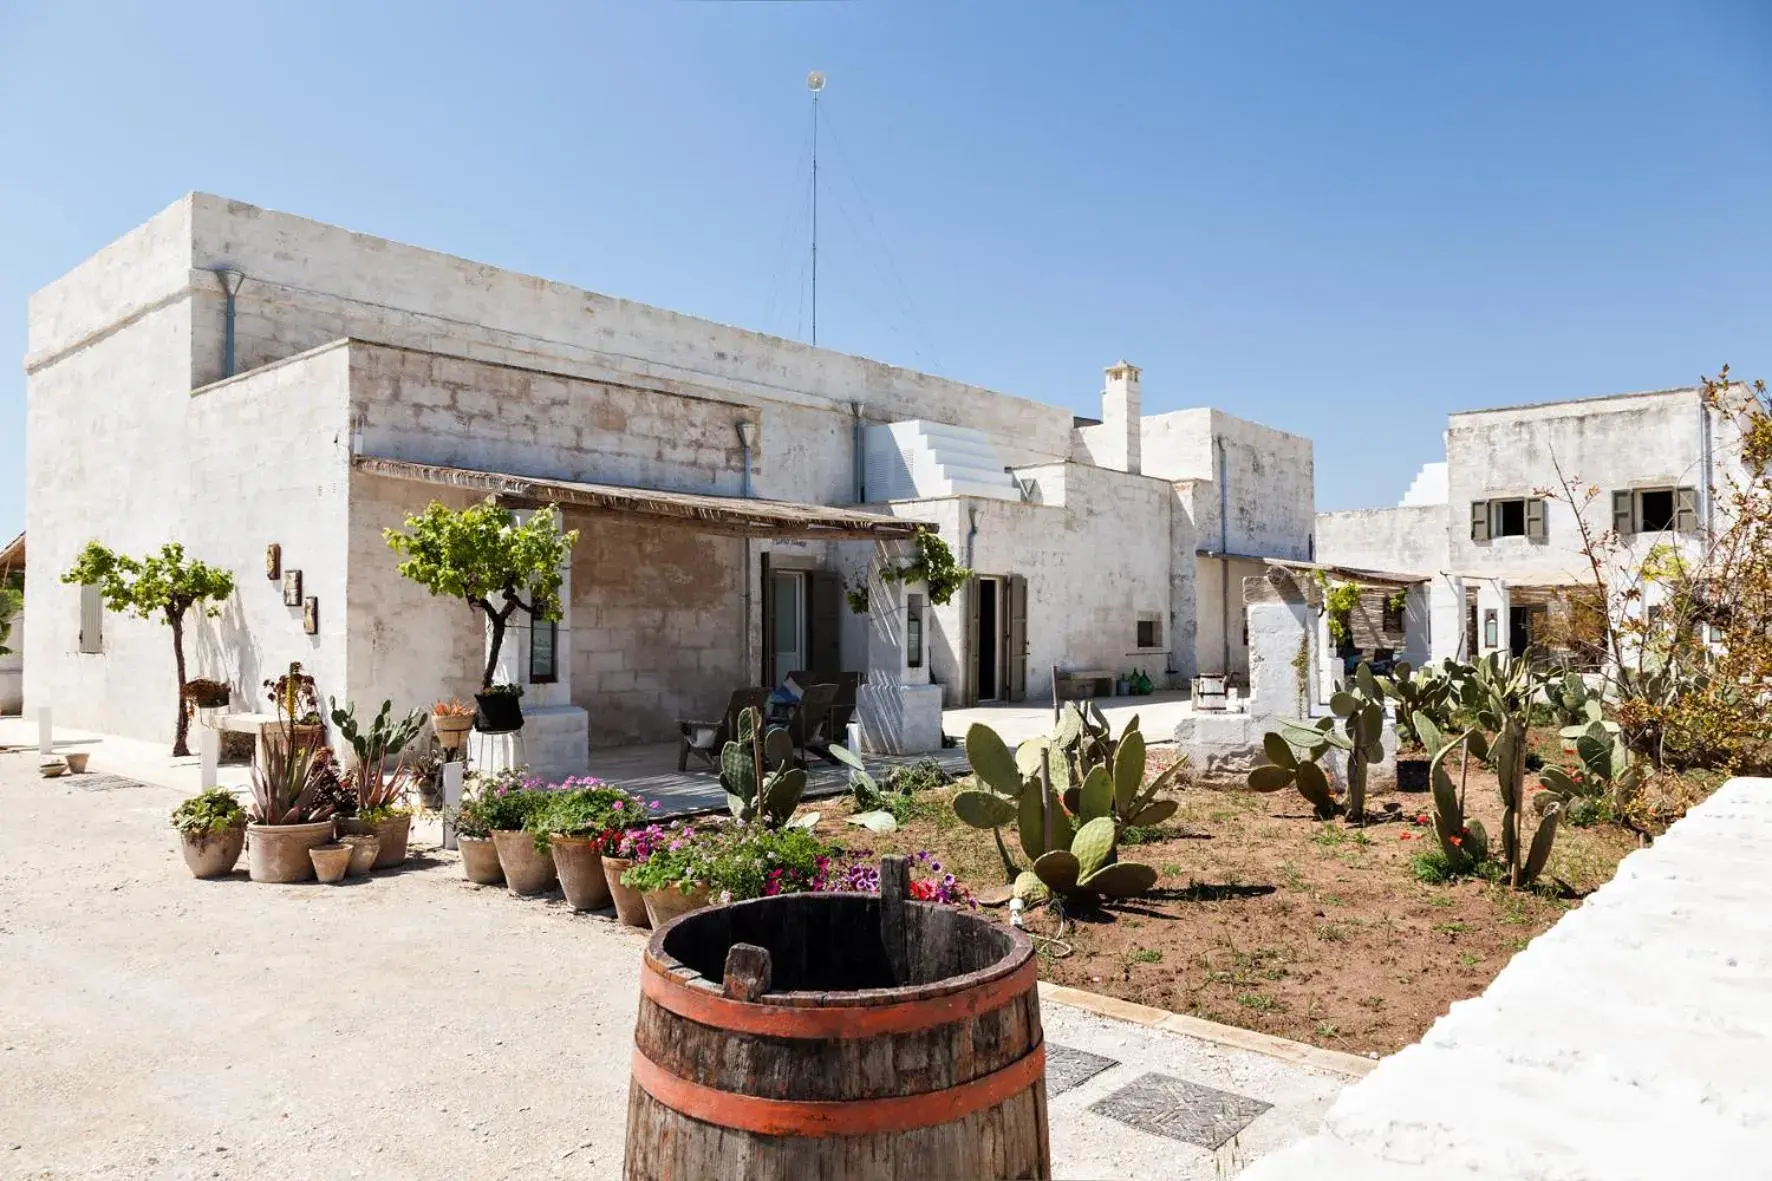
[
  {"left": 1045, "top": 1043, "right": 1119, "bottom": 1095},
  {"left": 1089, "top": 1072, "right": 1273, "bottom": 1149}
]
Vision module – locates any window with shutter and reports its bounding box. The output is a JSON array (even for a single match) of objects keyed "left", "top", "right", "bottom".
[
  {"left": 1469, "top": 500, "right": 1490, "bottom": 542},
  {"left": 1637, "top": 488, "right": 1675, "bottom": 532},
  {"left": 1525, "top": 498, "right": 1546, "bottom": 539},
  {"left": 1674, "top": 486, "right": 1699, "bottom": 533},
  {"left": 1612, "top": 490, "right": 1634, "bottom": 536},
  {"left": 78, "top": 584, "right": 103, "bottom": 654}
]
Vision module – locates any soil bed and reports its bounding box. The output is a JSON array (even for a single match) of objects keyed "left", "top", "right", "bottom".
[{"left": 813, "top": 731, "right": 1716, "bottom": 1057}]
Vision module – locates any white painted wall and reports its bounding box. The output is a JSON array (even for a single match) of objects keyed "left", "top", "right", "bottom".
[{"left": 1315, "top": 505, "right": 1451, "bottom": 577}]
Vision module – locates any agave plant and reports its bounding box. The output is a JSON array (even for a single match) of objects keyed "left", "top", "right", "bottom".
[{"left": 248, "top": 729, "right": 339, "bottom": 826}]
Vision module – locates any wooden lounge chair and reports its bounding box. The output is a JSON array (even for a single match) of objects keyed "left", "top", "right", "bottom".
[
  {"left": 677, "top": 687, "right": 770, "bottom": 772},
  {"left": 788, "top": 682, "right": 840, "bottom": 764}
]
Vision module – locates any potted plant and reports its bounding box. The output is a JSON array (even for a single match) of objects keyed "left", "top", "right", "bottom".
[
  {"left": 622, "top": 824, "right": 714, "bottom": 925},
  {"left": 339, "top": 833, "right": 380, "bottom": 877},
  {"left": 329, "top": 697, "right": 426, "bottom": 869},
  {"left": 475, "top": 682, "right": 524, "bottom": 734},
  {"left": 170, "top": 787, "right": 248, "bottom": 878},
  {"left": 262, "top": 663, "right": 324, "bottom": 759},
  {"left": 530, "top": 780, "right": 640, "bottom": 912},
  {"left": 383, "top": 498, "right": 577, "bottom": 727},
  {"left": 448, "top": 771, "right": 509, "bottom": 884},
  {"left": 245, "top": 696, "right": 340, "bottom": 883},
  {"left": 481, "top": 774, "right": 559, "bottom": 896},
  {"left": 183, "top": 677, "right": 231, "bottom": 711},
  {"left": 603, "top": 821, "right": 669, "bottom": 928},
  {"left": 431, "top": 697, "right": 475, "bottom": 752},
  {"left": 623, "top": 824, "right": 839, "bottom": 925}
]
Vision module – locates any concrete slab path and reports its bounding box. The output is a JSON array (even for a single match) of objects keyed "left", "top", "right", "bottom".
[
  {"left": 0, "top": 735, "right": 1354, "bottom": 1179},
  {"left": 1244, "top": 776, "right": 1772, "bottom": 1181}
]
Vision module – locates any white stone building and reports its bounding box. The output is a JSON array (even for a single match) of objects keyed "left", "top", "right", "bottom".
[
  {"left": 1317, "top": 387, "right": 1743, "bottom": 665},
  {"left": 23, "top": 194, "right": 1312, "bottom": 775}
]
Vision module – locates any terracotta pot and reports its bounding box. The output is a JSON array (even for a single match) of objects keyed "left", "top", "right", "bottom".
[
  {"left": 432, "top": 713, "right": 474, "bottom": 751},
  {"left": 551, "top": 836, "right": 612, "bottom": 912},
  {"left": 459, "top": 835, "right": 504, "bottom": 885},
  {"left": 338, "top": 813, "right": 410, "bottom": 870},
  {"left": 602, "top": 856, "right": 650, "bottom": 928},
  {"left": 491, "top": 829, "right": 558, "bottom": 896},
  {"left": 310, "top": 844, "right": 352, "bottom": 884},
  {"left": 246, "top": 820, "right": 335, "bottom": 883},
  {"left": 39, "top": 759, "right": 66, "bottom": 778},
  {"left": 339, "top": 834, "right": 380, "bottom": 877},
  {"left": 63, "top": 752, "right": 90, "bottom": 774},
  {"left": 643, "top": 883, "right": 711, "bottom": 928},
  {"left": 180, "top": 826, "right": 246, "bottom": 879}
]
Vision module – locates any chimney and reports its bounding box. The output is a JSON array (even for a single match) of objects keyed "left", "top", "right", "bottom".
[{"left": 1101, "top": 361, "right": 1142, "bottom": 475}]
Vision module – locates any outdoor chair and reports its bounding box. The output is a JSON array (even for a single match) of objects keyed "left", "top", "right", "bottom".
[
  {"left": 787, "top": 682, "right": 840, "bottom": 764},
  {"left": 677, "top": 687, "right": 771, "bottom": 772}
]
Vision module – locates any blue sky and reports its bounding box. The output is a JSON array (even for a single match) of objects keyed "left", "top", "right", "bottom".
[{"left": 2, "top": 1, "right": 1769, "bottom": 540}]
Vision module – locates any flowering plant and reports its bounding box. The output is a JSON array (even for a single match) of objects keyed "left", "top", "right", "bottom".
[
  {"left": 622, "top": 822, "right": 836, "bottom": 901},
  {"left": 613, "top": 821, "right": 673, "bottom": 862},
  {"left": 472, "top": 767, "right": 553, "bottom": 832},
  {"left": 824, "top": 849, "right": 974, "bottom": 907},
  {"left": 526, "top": 777, "right": 652, "bottom": 853}
]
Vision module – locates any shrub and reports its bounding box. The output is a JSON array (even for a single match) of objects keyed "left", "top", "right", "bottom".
[{"left": 171, "top": 788, "right": 247, "bottom": 838}]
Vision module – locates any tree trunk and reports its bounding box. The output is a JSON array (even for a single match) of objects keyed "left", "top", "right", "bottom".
[
  {"left": 170, "top": 609, "right": 191, "bottom": 757},
  {"left": 482, "top": 612, "right": 505, "bottom": 691}
]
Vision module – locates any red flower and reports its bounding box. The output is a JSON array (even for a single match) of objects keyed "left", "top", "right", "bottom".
[
  {"left": 1414, "top": 814, "right": 1429, "bottom": 825},
  {"left": 1448, "top": 835, "right": 1463, "bottom": 847},
  {"left": 1399, "top": 832, "right": 1415, "bottom": 841}
]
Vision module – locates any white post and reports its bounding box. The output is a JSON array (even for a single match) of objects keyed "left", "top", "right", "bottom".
[
  {"left": 441, "top": 762, "right": 465, "bottom": 851},
  {"left": 200, "top": 728, "right": 219, "bottom": 790},
  {"left": 37, "top": 707, "right": 51, "bottom": 754}
]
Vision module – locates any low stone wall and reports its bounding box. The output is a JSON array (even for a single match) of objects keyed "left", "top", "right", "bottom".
[{"left": 1243, "top": 776, "right": 1772, "bottom": 1179}]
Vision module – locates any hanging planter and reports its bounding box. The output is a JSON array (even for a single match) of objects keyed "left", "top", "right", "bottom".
[{"left": 474, "top": 684, "right": 525, "bottom": 733}]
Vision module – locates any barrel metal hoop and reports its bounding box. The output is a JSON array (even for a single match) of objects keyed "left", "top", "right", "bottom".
[
  {"left": 641, "top": 955, "right": 1038, "bottom": 1038},
  {"left": 631, "top": 1041, "right": 1046, "bottom": 1138}
]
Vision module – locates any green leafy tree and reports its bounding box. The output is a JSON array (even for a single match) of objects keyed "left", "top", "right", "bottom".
[
  {"left": 0, "top": 579, "right": 21, "bottom": 657},
  {"left": 383, "top": 498, "right": 578, "bottom": 690},
  {"left": 61, "top": 542, "right": 236, "bottom": 756}
]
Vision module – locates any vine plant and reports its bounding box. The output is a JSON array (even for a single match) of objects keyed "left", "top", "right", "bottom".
[{"left": 880, "top": 528, "right": 971, "bottom": 606}]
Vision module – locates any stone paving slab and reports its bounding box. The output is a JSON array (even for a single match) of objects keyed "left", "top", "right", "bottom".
[{"left": 1243, "top": 777, "right": 1772, "bottom": 1181}]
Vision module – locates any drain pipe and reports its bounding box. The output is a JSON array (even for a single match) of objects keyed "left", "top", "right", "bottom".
[
  {"left": 1217, "top": 437, "right": 1231, "bottom": 677},
  {"left": 736, "top": 420, "right": 758, "bottom": 498},
  {"left": 737, "top": 419, "right": 759, "bottom": 679},
  {"left": 210, "top": 268, "right": 247, "bottom": 378},
  {"left": 851, "top": 402, "right": 865, "bottom": 504}
]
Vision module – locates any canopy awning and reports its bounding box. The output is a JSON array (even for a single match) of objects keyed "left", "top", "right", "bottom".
[
  {"left": 0, "top": 532, "right": 22, "bottom": 572},
  {"left": 352, "top": 456, "right": 921, "bottom": 541},
  {"left": 1263, "top": 557, "right": 1430, "bottom": 587}
]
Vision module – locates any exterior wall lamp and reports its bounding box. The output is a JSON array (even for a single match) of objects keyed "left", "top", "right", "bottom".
[{"left": 736, "top": 420, "right": 759, "bottom": 497}]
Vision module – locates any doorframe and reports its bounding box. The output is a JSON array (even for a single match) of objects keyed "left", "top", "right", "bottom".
[{"left": 972, "top": 575, "right": 1004, "bottom": 703}]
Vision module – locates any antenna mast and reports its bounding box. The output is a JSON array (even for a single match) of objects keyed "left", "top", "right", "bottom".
[{"left": 807, "top": 69, "right": 825, "bottom": 346}]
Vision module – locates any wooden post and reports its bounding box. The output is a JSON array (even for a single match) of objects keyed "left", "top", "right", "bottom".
[
  {"left": 722, "top": 943, "right": 773, "bottom": 1002},
  {"left": 880, "top": 853, "right": 910, "bottom": 986}
]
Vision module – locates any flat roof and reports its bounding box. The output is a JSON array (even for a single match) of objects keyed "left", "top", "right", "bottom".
[{"left": 353, "top": 456, "right": 921, "bottom": 541}]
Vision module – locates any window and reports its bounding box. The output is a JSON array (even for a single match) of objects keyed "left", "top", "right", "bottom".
[
  {"left": 1613, "top": 486, "right": 1697, "bottom": 535},
  {"left": 906, "top": 595, "right": 924, "bottom": 670},
  {"left": 529, "top": 618, "right": 557, "bottom": 683},
  {"left": 1136, "top": 618, "right": 1162, "bottom": 649},
  {"left": 1382, "top": 593, "right": 1405, "bottom": 634},
  {"left": 78, "top": 584, "right": 103, "bottom": 654},
  {"left": 1470, "top": 498, "right": 1545, "bottom": 541}
]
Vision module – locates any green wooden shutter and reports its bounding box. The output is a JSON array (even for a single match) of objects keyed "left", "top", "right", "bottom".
[
  {"left": 1675, "top": 486, "right": 1699, "bottom": 534},
  {"left": 1612, "top": 490, "right": 1634, "bottom": 536},
  {"left": 1006, "top": 574, "right": 1028, "bottom": 702},
  {"left": 759, "top": 551, "right": 775, "bottom": 687},
  {"left": 963, "top": 577, "right": 981, "bottom": 706},
  {"left": 1469, "top": 501, "right": 1490, "bottom": 542},
  {"left": 78, "top": 584, "right": 104, "bottom": 654},
  {"left": 808, "top": 570, "right": 842, "bottom": 682},
  {"left": 1525, "top": 498, "right": 1546, "bottom": 539}
]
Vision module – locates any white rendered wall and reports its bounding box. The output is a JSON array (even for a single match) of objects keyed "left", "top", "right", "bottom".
[{"left": 1314, "top": 504, "right": 1450, "bottom": 578}]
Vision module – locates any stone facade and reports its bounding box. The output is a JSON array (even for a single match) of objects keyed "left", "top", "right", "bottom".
[{"left": 24, "top": 194, "right": 1317, "bottom": 758}]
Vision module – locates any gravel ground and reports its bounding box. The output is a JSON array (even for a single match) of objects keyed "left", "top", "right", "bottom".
[{"left": 0, "top": 747, "right": 1343, "bottom": 1180}]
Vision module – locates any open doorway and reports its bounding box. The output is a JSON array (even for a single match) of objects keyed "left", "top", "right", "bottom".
[
  {"left": 770, "top": 570, "right": 805, "bottom": 681},
  {"left": 975, "top": 577, "right": 1001, "bottom": 701}
]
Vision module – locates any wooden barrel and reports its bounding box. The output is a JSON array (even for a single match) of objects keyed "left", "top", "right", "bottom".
[{"left": 625, "top": 856, "right": 1049, "bottom": 1180}]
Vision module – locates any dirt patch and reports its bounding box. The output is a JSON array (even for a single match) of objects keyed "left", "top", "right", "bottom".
[{"left": 811, "top": 734, "right": 1675, "bottom": 1057}]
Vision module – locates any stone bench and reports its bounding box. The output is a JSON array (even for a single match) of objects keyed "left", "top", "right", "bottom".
[{"left": 1054, "top": 669, "right": 1116, "bottom": 701}]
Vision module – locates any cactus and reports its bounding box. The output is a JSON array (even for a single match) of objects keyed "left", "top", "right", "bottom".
[
  {"left": 1537, "top": 721, "right": 1643, "bottom": 821},
  {"left": 1248, "top": 661, "right": 1387, "bottom": 823},
  {"left": 1427, "top": 731, "right": 1489, "bottom": 871},
  {"left": 329, "top": 697, "right": 427, "bottom": 766},
  {"left": 954, "top": 711, "right": 1175, "bottom": 903},
  {"left": 1544, "top": 671, "right": 1604, "bottom": 728},
  {"left": 721, "top": 706, "right": 812, "bottom": 829},
  {"left": 1378, "top": 659, "right": 1457, "bottom": 750},
  {"left": 1456, "top": 653, "right": 1561, "bottom": 888}
]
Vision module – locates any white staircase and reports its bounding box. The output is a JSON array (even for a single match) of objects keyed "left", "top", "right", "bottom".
[
  {"left": 864, "top": 421, "right": 1021, "bottom": 502},
  {"left": 1400, "top": 460, "right": 1449, "bottom": 506}
]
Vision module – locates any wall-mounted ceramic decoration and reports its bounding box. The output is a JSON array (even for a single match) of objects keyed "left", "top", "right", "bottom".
[
  {"left": 282, "top": 570, "right": 302, "bottom": 607},
  {"left": 265, "top": 543, "right": 281, "bottom": 581},
  {"left": 303, "top": 596, "right": 319, "bottom": 635}
]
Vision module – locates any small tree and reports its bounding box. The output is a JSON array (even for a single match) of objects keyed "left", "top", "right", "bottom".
[
  {"left": 62, "top": 542, "right": 236, "bottom": 756},
  {"left": 383, "top": 498, "right": 578, "bottom": 690}
]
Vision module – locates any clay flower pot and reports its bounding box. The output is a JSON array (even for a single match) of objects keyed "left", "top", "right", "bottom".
[
  {"left": 551, "top": 836, "right": 612, "bottom": 913},
  {"left": 180, "top": 826, "right": 246, "bottom": 879},
  {"left": 338, "top": 813, "right": 410, "bottom": 870},
  {"left": 458, "top": 835, "right": 504, "bottom": 885},
  {"left": 491, "top": 829, "right": 557, "bottom": 896},
  {"left": 642, "top": 883, "right": 711, "bottom": 928},
  {"left": 339, "top": 833, "right": 381, "bottom": 877},
  {"left": 432, "top": 713, "right": 473, "bottom": 752},
  {"left": 63, "top": 752, "right": 90, "bottom": 774},
  {"left": 38, "top": 759, "right": 66, "bottom": 778},
  {"left": 246, "top": 820, "right": 336, "bottom": 883},
  {"left": 310, "top": 844, "right": 352, "bottom": 884},
  {"left": 601, "top": 856, "right": 650, "bottom": 928}
]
